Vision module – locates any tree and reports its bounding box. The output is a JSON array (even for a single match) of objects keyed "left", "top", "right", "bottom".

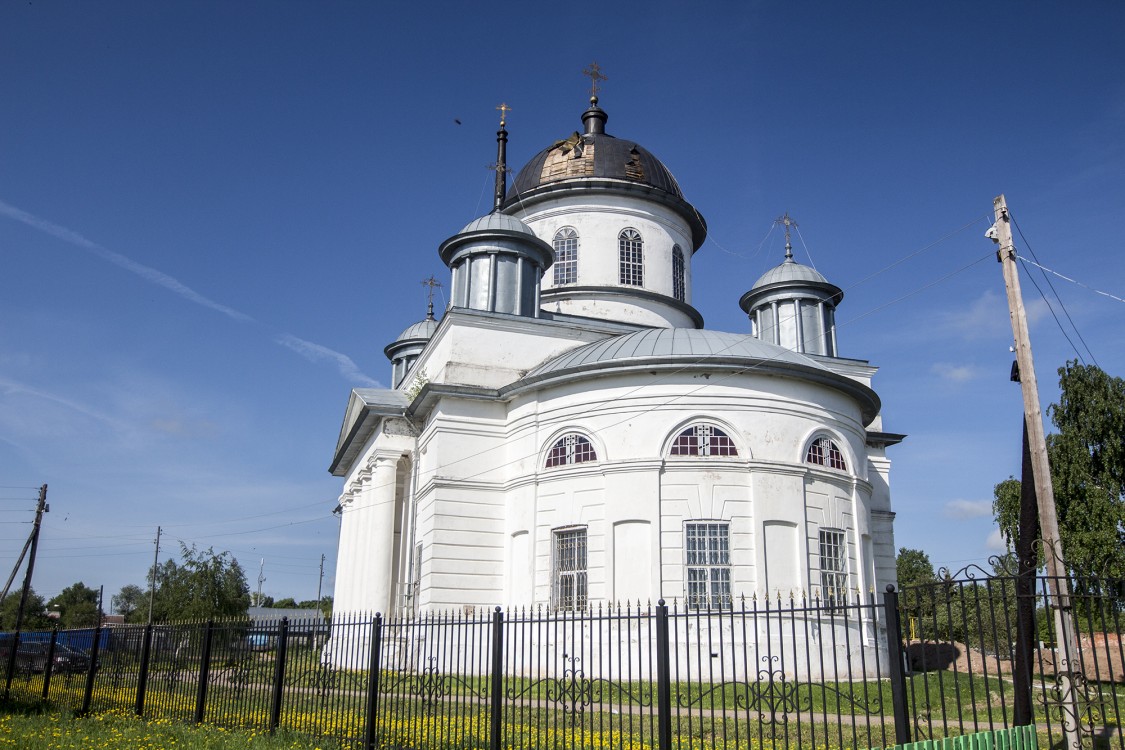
[
  {"left": 994, "top": 362, "right": 1125, "bottom": 577},
  {"left": 47, "top": 582, "right": 100, "bottom": 628},
  {"left": 147, "top": 544, "right": 250, "bottom": 622},
  {"left": 896, "top": 547, "right": 937, "bottom": 589},
  {"left": 299, "top": 596, "right": 332, "bottom": 621},
  {"left": 272, "top": 597, "right": 298, "bottom": 609},
  {"left": 0, "top": 589, "right": 51, "bottom": 630},
  {"left": 112, "top": 584, "right": 145, "bottom": 621}
]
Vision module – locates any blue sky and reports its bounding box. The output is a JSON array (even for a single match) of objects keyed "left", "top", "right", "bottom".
[{"left": 2, "top": 1, "right": 1123, "bottom": 609}]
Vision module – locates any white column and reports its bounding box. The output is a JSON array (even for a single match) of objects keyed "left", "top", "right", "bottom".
[
  {"left": 331, "top": 489, "right": 357, "bottom": 614},
  {"left": 358, "top": 453, "right": 400, "bottom": 616}
]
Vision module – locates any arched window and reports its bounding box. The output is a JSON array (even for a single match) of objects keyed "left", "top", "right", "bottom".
[
  {"left": 670, "top": 424, "right": 738, "bottom": 457},
  {"left": 545, "top": 433, "right": 598, "bottom": 467},
  {"left": 619, "top": 228, "right": 644, "bottom": 286},
  {"left": 672, "top": 245, "right": 685, "bottom": 302},
  {"left": 553, "top": 227, "right": 578, "bottom": 285},
  {"left": 805, "top": 436, "right": 847, "bottom": 471}
]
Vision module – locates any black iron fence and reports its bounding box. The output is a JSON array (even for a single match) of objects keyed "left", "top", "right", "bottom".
[{"left": 1, "top": 573, "right": 1123, "bottom": 750}]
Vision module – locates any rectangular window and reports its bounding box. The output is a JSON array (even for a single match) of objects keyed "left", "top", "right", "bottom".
[
  {"left": 685, "top": 522, "right": 732, "bottom": 609},
  {"left": 819, "top": 528, "right": 848, "bottom": 609},
  {"left": 553, "top": 527, "right": 588, "bottom": 610}
]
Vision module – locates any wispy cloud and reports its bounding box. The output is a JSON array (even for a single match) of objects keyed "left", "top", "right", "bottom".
[
  {"left": 276, "top": 334, "right": 381, "bottom": 387},
  {"left": 1, "top": 199, "right": 380, "bottom": 387},
  {"left": 931, "top": 362, "right": 981, "bottom": 383},
  {"left": 938, "top": 289, "right": 1010, "bottom": 340},
  {"left": 0, "top": 199, "right": 254, "bottom": 323},
  {"left": 944, "top": 498, "right": 993, "bottom": 519}
]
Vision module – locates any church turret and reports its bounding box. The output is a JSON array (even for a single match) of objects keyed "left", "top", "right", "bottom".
[
  {"left": 739, "top": 214, "right": 843, "bottom": 357},
  {"left": 384, "top": 287, "right": 439, "bottom": 388},
  {"left": 439, "top": 212, "right": 554, "bottom": 317},
  {"left": 439, "top": 108, "right": 555, "bottom": 319}
]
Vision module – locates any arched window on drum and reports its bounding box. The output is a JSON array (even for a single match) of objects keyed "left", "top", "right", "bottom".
[
  {"left": 545, "top": 433, "right": 598, "bottom": 468},
  {"left": 805, "top": 435, "right": 847, "bottom": 472},
  {"left": 669, "top": 424, "right": 738, "bottom": 457}
]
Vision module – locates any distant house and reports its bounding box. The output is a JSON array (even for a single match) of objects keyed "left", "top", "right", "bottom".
[{"left": 246, "top": 607, "right": 327, "bottom": 649}]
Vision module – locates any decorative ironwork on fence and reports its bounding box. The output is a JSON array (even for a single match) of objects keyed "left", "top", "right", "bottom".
[{"left": 1, "top": 576, "right": 1123, "bottom": 750}]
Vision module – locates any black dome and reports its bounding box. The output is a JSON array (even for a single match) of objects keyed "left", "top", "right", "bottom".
[{"left": 506, "top": 132, "right": 684, "bottom": 200}]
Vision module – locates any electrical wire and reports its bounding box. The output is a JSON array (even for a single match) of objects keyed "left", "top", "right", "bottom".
[
  {"left": 1017, "top": 257, "right": 1089, "bottom": 367},
  {"left": 1011, "top": 213, "right": 1098, "bottom": 367},
  {"left": 1015, "top": 254, "right": 1125, "bottom": 305}
]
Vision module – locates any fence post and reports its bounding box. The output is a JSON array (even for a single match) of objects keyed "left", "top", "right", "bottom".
[
  {"left": 364, "top": 614, "right": 384, "bottom": 750},
  {"left": 268, "top": 617, "right": 290, "bottom": 733},
  {"left": 883, "top": 584, "right": 911, "bottom": 745},
  {"left": 654, "top": 599, "right": 672, "bottom": 750},
  {"left": 39, "top": 629, "right": 59, "bottom": 702},
  {"left": 489, "top": 607, "right": 505, "bottom": 750},
  {"left": 80, "top": 623, "right": 104, "bottom": 716},
  {"left": 194, "top": 621, "right": 215, "bottom": 724},
  {"left": 2, "top": 629, "right": 20, "bottom": 700},
  {"left": 135, "top": 623, "right": 154, "bottom": 716}
]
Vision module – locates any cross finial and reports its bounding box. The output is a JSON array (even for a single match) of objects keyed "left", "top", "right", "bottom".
[
  {"left": 774, "top": 212, "right": 798, "bottom": 260},
  {"left": 421, "top": 276, "right": 442, "bottom": 318},
  {"left": 582, "top": 61, "right": 607, "bottom": 101},
  {"left": 496, "top": 102, "right": 511, "bottom": 128}
]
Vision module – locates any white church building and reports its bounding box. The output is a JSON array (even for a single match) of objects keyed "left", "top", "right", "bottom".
[{"left": 328, "top": 94, "right": 902, "bottom": 621}]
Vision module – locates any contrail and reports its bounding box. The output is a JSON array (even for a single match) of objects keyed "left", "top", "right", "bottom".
[
  {"left": 0, "top": 199, "right": 253, "bottom": 323},
  {"left": 0, "top": 377, "right": 130, "bottom": 431},
  {"left": 1, "top": 199, "right": 381, "bottom": 386},
  {"left": 277, "top": 335, "right": 380, "bottom": 388}
]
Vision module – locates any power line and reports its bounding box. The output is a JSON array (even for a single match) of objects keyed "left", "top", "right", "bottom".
[
  {"left": 1015, "top": 254, "right": 1125, "bottom": 305},
  {"left": 1011, "top": 213, "right": 1098, "bottom": 367}
]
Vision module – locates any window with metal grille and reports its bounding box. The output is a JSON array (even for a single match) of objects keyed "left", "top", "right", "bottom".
[
  {"left": 819, "top": 528, "right": 848, "bottom": 608},
  {"left": 619, "top": 228, "right": 644, "bottom": 286},
  {"left": 553, "top": 527, "right": 587, "bottom": 610},
  {"left": 685, "top": 522, "right": 732, "bottom": 609},
  {"left": 553, "top": 227, "right": 578, "bottom": 286},
  {"left": 544, "top": 433, "right": 598, "bottom": 468},
  {"left": 805, "top": 436, "right": 847, "bottom": 471},
  {"left": 672, "top": 245, "right": 685, "bottom": 302},
  {"left": 670, "top": 424, "right": 738, "bottom": 456}
]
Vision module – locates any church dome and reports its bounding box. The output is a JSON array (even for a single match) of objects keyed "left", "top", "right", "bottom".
[
  {"left": 507, "top": 132, "right": 684, "bottom": 200},
  {"left": 751, "top": 258, "right": 832, "bottom": 289},
  {"left": 515, "top": 327, "right": 879, "bottom": 425},
  {"left": 525, "top": 328, "right": 823, "bottom": 377},
  {"left": 458, "top": 212, "right": 538, "bottom": 238},
  {"left": 394, "top": 315, "right": 438, "bottom": 343}
]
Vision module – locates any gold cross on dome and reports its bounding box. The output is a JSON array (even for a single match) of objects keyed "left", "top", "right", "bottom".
[
  {"left": 582, "top": 62, "right": 607, "bottom": 98},
  {"left": 496, "top": 102, "right": 511, "bottom": 127}
]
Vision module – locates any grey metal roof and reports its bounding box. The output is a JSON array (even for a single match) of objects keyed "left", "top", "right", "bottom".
[
  {"left": 458, "top": 212, "right": 537, "bottom": 237},
  {"left": 526, "top": 328, "right": 827, "bottom": 378},
  {"left": 752, "top": 259, "right": 831, "bottom": 289},
  {"left": 395, "top": 316, "right": 438, "bottom": 343}
]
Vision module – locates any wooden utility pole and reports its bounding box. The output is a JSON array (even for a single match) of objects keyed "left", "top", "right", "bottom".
[
  {"left": 13, "top": 485, "right": 48, "bottom": 633},
  {"left": 992, "top": 194, "right": 1081, "bottom": 746},
  {"left": 147, "top": 526, "right": 161, "bottom": 625}
]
